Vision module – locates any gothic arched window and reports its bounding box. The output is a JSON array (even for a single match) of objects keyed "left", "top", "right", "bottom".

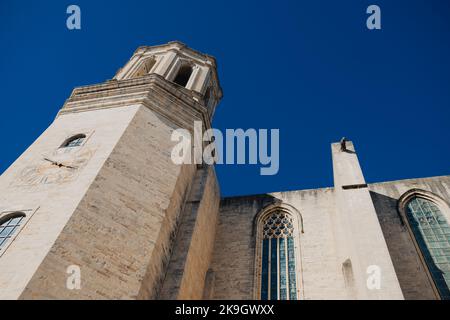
[
  {"left": 257, "top": 208, "right": 300, "bottom": 300},
  {"left": 173, "top": 64, "right": 193, "bottom": 87},
  {"left": 405, "top": 196, "right": 450, "bottom": 299},
  {"left": 61, "top": 134, "right": 86, "bottom": 148},
  {"left": 0, "top": 212, "right": 26, "bottom": 250}
]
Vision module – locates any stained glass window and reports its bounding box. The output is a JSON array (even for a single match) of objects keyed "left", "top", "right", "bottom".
[
  {"left": 261, "top": 239, "right": 269, "bottom": 299},
  {"left": 406, "top": 197, "right": 450, "bottom": 300},
  {"left": 0, "top": 213, "right": 26, "bottom": 251},
  {"left": 260, "top": 211, "right": 298, "bottom": 300},
  {"left": 61, "top": 134, "right": 86, "bottom": 148}
]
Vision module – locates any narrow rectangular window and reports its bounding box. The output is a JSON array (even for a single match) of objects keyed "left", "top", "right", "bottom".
[
  {"left": 270, "top": 238, "right": 278, "bottom": 300},
  {"left": 287, "top": 237, "right": 297, "bottom": 300},
  {"left": 279, "top": 237, "right": 287, "bottom": 300},
  {"left": 261, "top": 239, "right": 269, "bottom": 300}
]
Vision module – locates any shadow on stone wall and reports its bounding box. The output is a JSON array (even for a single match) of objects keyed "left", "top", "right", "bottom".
[{"left": 370, "top": 191, "right": 447, "bottom": 300}]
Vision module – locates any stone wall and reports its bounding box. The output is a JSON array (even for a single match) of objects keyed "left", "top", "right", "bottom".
[
  {"left": 211, "top": 188, "right": 348, "bottom": 300},
  {"left": 0, "top": 105, "right": 138, "bottom": 299},
  {"left": 18, "top": 105, "right": 197, "bottom": 299},
  {"left": 369, "top": 175, "right": 450, "bottom": 299},
  {"left": 159, "top": 165, "right": 221, "bottom": 299},
  {"left": 331, "top": 141, "right": 404, "bottom": 299}
]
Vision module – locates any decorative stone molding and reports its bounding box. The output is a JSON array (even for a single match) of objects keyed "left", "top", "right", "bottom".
[
  {"left": 113, "top": 41, "right": 222, "bottom": 104},
  {"left": 58, "top": 74, "right": 213, "bottom": 134},
  {"left": 397, "top": 188, "right": 450, "bottom": 225}
]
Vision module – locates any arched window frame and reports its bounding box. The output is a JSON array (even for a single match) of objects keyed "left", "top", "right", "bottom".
[
  {"left": 60, "top": 134, "right": 87, "bottom": 149},
  {"left": 0, "top": 210, "right": 32, "bottom": 257},
  {"left": 253, "top": 203, "right": 304, "bottom": 300},
  {"left": 397, "top": 189, "right": 450, "bottom": 300}
]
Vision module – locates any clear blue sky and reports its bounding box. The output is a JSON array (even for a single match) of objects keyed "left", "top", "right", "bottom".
[{"left": 1, "top": 0, "right": 449, "bottom": 197}]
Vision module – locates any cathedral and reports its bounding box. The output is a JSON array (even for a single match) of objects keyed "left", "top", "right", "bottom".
[{"left": 0, "top": 42, "right": 449, "bottom": 300}]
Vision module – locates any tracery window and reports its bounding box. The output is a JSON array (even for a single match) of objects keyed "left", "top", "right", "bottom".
[
  {"left": 405, "top": 196, "right": 450, "bottom": 299},
  {"left": 260, "top": 210, "right": 298, "bottom": 300}
]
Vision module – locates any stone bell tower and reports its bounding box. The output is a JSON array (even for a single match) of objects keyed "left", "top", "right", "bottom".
[{"left": 0, "top": 42, "right": 222, "bottom": 299}]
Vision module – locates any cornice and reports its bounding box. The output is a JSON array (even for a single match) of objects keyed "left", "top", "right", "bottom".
[{"left": 57, "top": 74, "right": 212, "bottom": 132}]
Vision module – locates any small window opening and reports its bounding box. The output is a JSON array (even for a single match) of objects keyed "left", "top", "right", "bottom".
[
  {"left": 61, "top": 134, "right": 86, "bottom": 148},
  {"left": 0, "top": 212, "right": 26, "bottom": 250},
  {"left": 173, "top": 65, "right": 193, "bottom": 87},
  {"left": 133, "top": 58, "right": 156, "bottom": 78}
]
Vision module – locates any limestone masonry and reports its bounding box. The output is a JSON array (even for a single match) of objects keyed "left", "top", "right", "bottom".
[{"left": 0, "top": 42, "right": 449, "bottom": 300}]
